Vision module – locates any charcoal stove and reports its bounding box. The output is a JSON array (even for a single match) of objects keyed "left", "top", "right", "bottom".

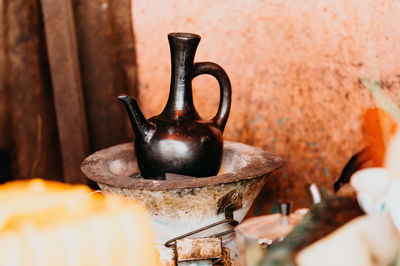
[{"left": 81, "top": 141, "right": 283, "bottom": 265}]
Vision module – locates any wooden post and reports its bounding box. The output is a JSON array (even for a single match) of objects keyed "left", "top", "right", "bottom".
[
  {"left": 0, "top": 0, "right": 9, "bottom": 150},
  {"left": 41, "top": 0, "right": 90, "bottom": 184},
  {"left": 0, "top": 0, "right": 11, "bottom": 181},
  {"left": 5, "top": 0, "right": 64, "bottom": 180},
  {"left": 73, "top": 0, "right": 138, "bottom": 150}
]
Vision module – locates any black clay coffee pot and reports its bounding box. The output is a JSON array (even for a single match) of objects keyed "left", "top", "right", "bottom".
[{"left": 118, "top": 32, "right": 231, "bottom": 180}]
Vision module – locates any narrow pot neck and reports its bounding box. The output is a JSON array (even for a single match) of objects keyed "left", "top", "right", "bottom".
[{"left": 162, "top": 33, "right": 200, "bottom": 119}]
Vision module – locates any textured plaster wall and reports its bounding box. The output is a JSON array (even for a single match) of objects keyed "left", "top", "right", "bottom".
[{"left": 132, "top": 0, "right": 400, "bottom": 210}]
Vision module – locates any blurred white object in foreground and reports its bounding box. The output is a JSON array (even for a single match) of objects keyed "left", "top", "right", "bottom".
[
  {"left": 296, "top": 212, "right": 400, "bottom": 266},
  {"left": 350, "top": 167, "right": 389, "bottom": 214},
  {"left": 296, "top": 128, "right": 400, "bottom": 266},
  {"left": 386, "top": 130, "right": 400, "bottom": 181},
  {"left": 386, "top": 130, "right": 400, "bottom": 233}
]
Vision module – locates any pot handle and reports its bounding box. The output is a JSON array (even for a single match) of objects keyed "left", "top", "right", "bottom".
[{"left": 192, "top": 62, "right": 232, "bottom": 133}]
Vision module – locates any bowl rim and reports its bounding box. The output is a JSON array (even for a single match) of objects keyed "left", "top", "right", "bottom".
[{"left": 81, "top": 141, "right": 284, "bottom": 191}]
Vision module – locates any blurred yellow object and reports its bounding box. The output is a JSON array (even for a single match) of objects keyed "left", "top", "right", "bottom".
[{"left": 0, "top": 179, "right": 159, "bottom": 266}]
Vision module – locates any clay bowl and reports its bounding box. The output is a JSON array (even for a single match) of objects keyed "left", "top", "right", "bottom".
[{"left": 81, "top": 141, "right": 283, "bottom": 243}]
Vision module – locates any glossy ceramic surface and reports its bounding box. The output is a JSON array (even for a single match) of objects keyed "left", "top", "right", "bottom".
[{"left": 119, "top": 33, "right": 231, "bottom": 179}]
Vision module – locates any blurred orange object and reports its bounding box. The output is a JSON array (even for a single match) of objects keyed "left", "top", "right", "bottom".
[
  {"left": 334, "top": 108, "right": 398, "bottom": 192},
  {"left": 0, "top": 179, "right": 159, "bottom": 266},
  {"left": 362, "top": 108, "right": 398, "bottom": 167}
]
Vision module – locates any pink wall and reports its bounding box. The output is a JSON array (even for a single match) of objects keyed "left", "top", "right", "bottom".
[{"left": 132, "top": 0, "right": 400, "bottom": 209}]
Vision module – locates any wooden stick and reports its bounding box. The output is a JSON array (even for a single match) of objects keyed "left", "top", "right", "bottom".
[
  {"left": 0, "top": 0, "right": 11, "bottom": 181},
  {"left": 0, "top": 0, "right": 9, "bottom": 150},
  {"left": 41, "top": 0, "right": 90, "bottom": 184},
  {"left": 6, "top": 0, "right": 63, "bottom": 181},
  {"left": 73, "top": 0, "right": 138, "bottom": 150}
]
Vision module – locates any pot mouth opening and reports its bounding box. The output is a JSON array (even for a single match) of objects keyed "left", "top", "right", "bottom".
[{"left": 168, "top": 32, "right": 201, "bottom": 40}]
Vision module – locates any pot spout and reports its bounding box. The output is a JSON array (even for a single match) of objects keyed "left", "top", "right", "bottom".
[{"left": 118, "top": 95, "right": 154, "bottom": 143}]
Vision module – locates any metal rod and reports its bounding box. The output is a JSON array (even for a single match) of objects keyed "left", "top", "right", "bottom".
[
  {"left": 208, "top": 228, "right": 236, "bottom": 238},
  {"left": 164, "top": 203, "right": 239, "bottom": 247},
  {"left": 164, "top": 218, "right": 231, "bottom": 247}
]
